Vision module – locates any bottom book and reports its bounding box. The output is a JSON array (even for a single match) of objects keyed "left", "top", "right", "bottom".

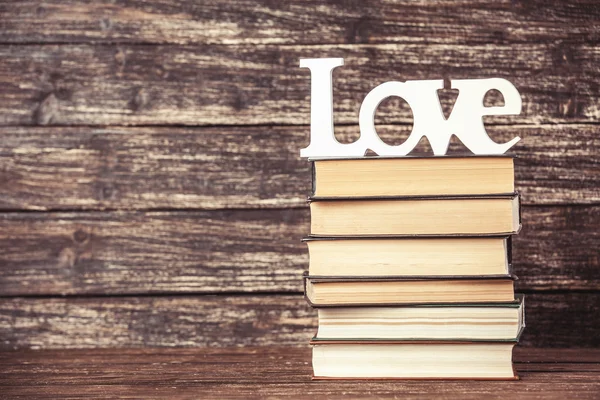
[{"left": 312, "top": 341, "right": 518, "bottom": 380}]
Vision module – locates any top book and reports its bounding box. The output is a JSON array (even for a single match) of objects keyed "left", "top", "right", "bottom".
[{"left": 310, "top": 155, "right": 514, "bottom": 198}]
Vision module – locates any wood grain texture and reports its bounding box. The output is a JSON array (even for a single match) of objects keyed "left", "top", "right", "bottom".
[
  {"left": 0, "top": 295, "right": 315, "bottom": 349},
  {"left": 0, "top": 125, "right": 598, "bottom": 211},
  {"left": 0, "top": 293, "right": 598, "bottom": 349},
  {"left": 1, "top": 1, "right": 599, "bottom": 45},
  {"left": 0, "top": 348, "right": 599, "bottom": 400},
  {"left": 0, "top": 43, "right": 598, "bottom": 126},
  {"left": 2, "top": 375, "right": 600, "bottom": 400},
  {"left": 0, "top": 206, "right": 598, "bottom": 296},
  {"left": 0, "top": 348, "right": 598, "bottom": 399},
  {"left": 0, "top": 1, "right": 598, "bottom": 356},
  {"left": 0, "top": 209, "right": 307, "bottom": 295}
]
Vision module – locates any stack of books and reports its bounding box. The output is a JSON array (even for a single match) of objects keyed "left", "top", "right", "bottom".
[{"left": 303, "top": 155, "right": 525, "bottom": 380}]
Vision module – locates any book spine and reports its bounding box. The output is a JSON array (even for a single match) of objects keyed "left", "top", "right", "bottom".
[
  {"left": 309, "top": 192, "right": 519, "bottom": 202},
  {"left": 306, "top": 274, "right": 517, "bottom": 282},
  {"left": 516, "top": 295, "right": 526, "bottom": 340},
  {"left": 303, "top": 272, "right": 317, "bottom": 308},
  {"left": 507, "top": 235, "right": 513, "bottom": 269},
  {"left": 310, "top": 160, "right": 316, "bottom": 197},
  {"left": 518, "top": 192, "right": 523, "bottom": 229}
]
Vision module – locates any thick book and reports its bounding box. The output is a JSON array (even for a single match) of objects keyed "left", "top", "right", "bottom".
[
  {"left": 311, "top": 341, "right": 518, "bottom": 380},
  {"left": 309, "top": 194, "right": 521, "bottom": 236},
  {"left": 313, "top": 295, "right": 525, "bottom": 341},
  {"left": 304, "top": 236, "right": 512, "bottom": 277},
  {"left": 304, "top": 275, "right": 516, "bottom": 306},
  {"left": 310, "top": 155, "right": 515, "bottom": 198}
]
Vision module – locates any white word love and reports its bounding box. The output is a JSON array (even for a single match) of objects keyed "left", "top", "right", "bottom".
[{"left": 299, "top": 58, "right": 522, "bottom": 157}]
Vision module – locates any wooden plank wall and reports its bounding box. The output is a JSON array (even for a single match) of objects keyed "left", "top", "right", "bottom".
[{"left": 0, "top": 1, "right": 599, "bottom": 349}]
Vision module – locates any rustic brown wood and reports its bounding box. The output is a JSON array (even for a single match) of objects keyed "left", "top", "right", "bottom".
[
  {"left": 0, "top": 293, "right": 598, "bottom": 349},
  {"left": 0, "top": 43, "right": 598, "bottom": 126},
  {"left": 0, "top": 1, "right": 597, "bottom": 361},
  {"left": 0, "top": 206, "right": 597, "bottom": 296},
  {"left": 0, "top": 125, "right": 598, "bottom": 211},
  {"left": 0, "top": 209, "right": 306, "bottom": 295},
  {"left": 0, "top": 295, "right": 316, "bottom": 349},
  {"left": 1, "top": 1, "right": 599, "bottom": 45},
  {"left": 2, "top": 379, "right": 600, "bottom": 400},
  {"left": 0, "top": 348, "right": 599, "bottom": 399},
  {"left": 0, "top": 348, "right": 598, "bottom": 383},
  {"left": 513, "top": 207, "right": 600, "bottom": 292}
]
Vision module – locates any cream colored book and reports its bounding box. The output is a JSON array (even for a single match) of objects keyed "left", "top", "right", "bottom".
[
  {"left": 311, "top": 155, "right": 514, "bottom": 198},
  {"left": 312, "top": 342, "right": 518, "bottom": 379},
  {"left": 305, "top": 236, "right": 511, "bottom": 277},
  {"left": 309, "top": 194, "right": 520, "bottom": 236},
  {"left": 304, "top": 276, "right": 515, "bottom": 306},
  {"left": 313, "top": 297, "right": 524, "bottom": 341}
]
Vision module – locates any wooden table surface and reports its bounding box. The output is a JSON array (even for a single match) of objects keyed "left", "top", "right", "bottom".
[{"left": 1, "top": 347, "right": 599, "bottom": 399}]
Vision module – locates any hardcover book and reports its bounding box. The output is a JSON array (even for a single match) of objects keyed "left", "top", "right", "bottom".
[
  {"left": 312, "top": 296, "right": 525, "bottom": 341},
  {"left": 309, "top": 194, "right": 521, "bottom": 236},
  {"left": 310, "top": 155, "right": 515, "bottom": 198},
  {"left": 311, "top": 341, "right": 519, "bottom": 380},
  {"left": 304, "top": 236, "right": 512, "bottom": 277},
  {"left": 304, "top": 274, "right": 517, "bottom": 307}
]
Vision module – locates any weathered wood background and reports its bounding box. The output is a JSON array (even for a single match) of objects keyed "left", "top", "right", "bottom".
[{"left": 0, "top": 0, "right": 599, "bottom": 349}]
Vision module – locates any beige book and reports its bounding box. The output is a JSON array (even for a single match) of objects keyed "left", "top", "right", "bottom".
[
  {"left": 312, "top": 342, "right": 517, "bottom": 379},
  {"left": 306, "top": 236, "right": 510, "bottom": 276},
  {"left": 314, "top": 297, "right": 524, "bottom": 340},
  {"left": 311, "top": 156, "right": 514, "bottom": 197},
  {"left": 305, "top": 277, "right": 515, "bottom": 306},
  {"left": 310, "top": 195, "right": 520, "bottom": 236}
]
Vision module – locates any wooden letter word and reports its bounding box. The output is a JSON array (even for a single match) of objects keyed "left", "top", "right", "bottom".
[{"left": 299, "top": 58, "right": 522, "bottom": 157}]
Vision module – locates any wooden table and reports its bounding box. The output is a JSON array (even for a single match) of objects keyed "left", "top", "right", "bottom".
[{"left": 1, "top": 347, "right": 599, "bottom": 399}]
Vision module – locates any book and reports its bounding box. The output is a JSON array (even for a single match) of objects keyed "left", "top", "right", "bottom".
[
  {"left": 311, "top": 341, "right": 518, "bottom": 379},
  {"left": 309, "top": 194, "right": 520, "bottom": 236},
  {"left": 304, "top": 275, "right": 516, "bottom": 306},
  {"left": 311, "top": 155, "right": 514, "bottom": 198},
  {"left": 304, "top": 236, "right": 511, "bottom": 277},
  {"left": 313, "top": 296, "right": 524, "bottom": 341}
]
